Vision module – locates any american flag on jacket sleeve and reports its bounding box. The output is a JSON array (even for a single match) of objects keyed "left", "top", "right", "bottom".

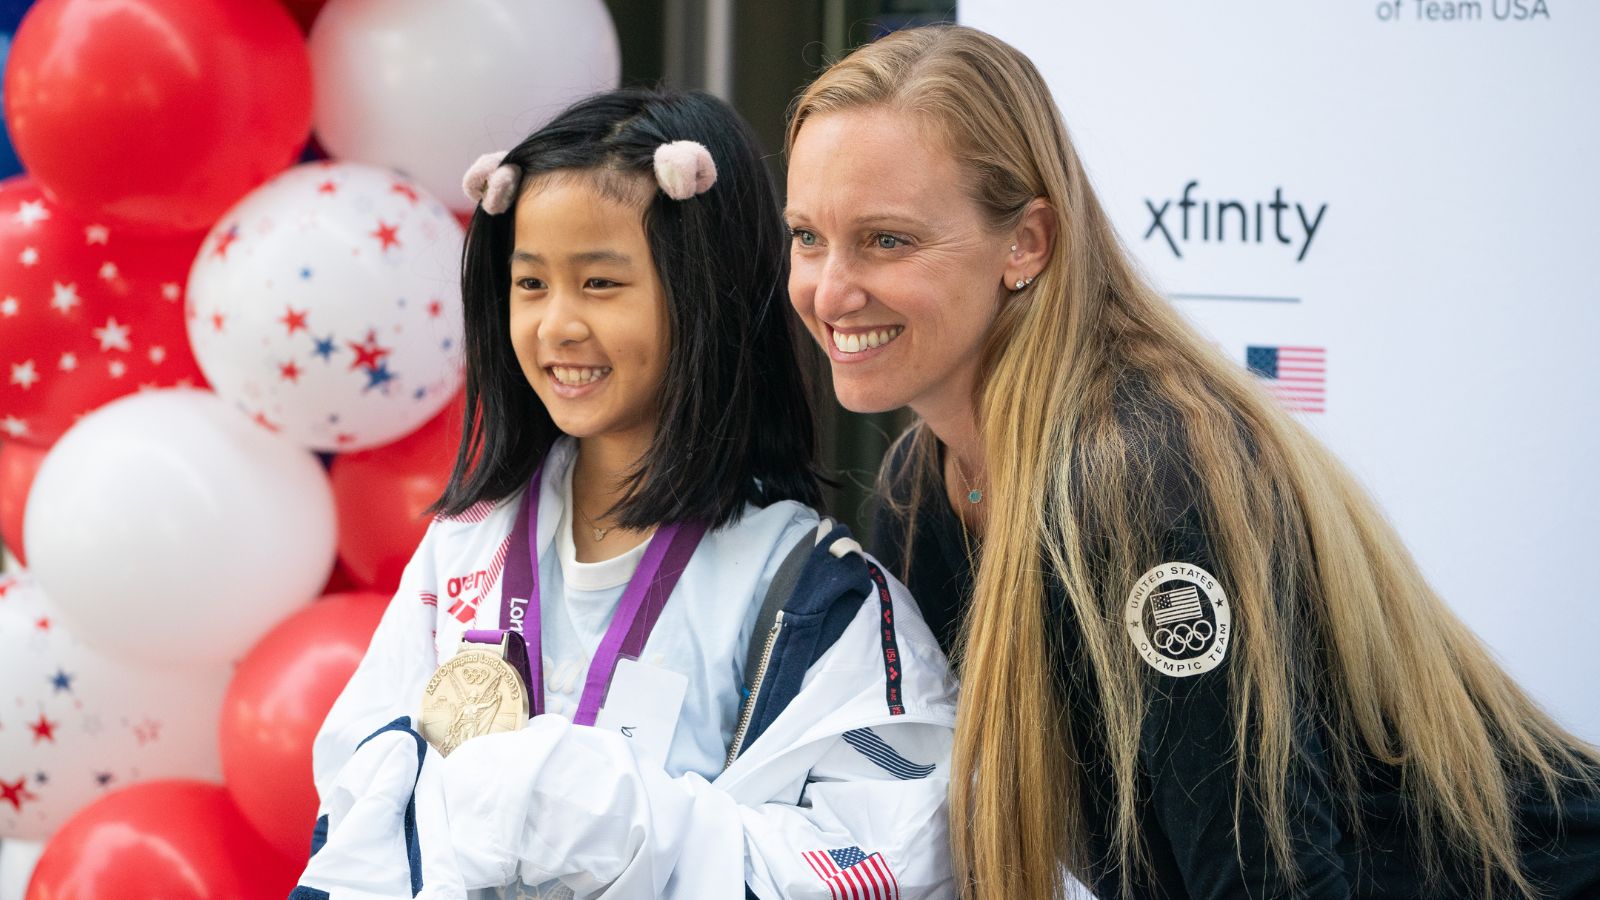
[
  {"left": 1151, "top": 585, "right": 1204, "bottom": 626},
  {"left": 802, "top": 846, "right": 899, "bottom": 899}
]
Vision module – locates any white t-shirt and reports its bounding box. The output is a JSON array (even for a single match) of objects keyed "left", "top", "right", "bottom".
[{"left": 540, "top": 457, "right": 654, "bottom": 721}]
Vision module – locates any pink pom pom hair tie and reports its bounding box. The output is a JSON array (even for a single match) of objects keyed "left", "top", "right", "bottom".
[
  {"left": 462, "top": 151, "right": 520, "bottom": 215},
  {"left": 653, "top": 141, "right": 717, "bottom": 200},
  {"left": 464, "top": 140, "right": 715, "bottom": 214}
]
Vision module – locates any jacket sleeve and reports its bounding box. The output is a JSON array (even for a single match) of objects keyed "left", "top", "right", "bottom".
[
  {"left": 1135, "top": 630, "right": 1351, "bottom": 899},
  {"left": 293, "top": 718, "right": 465, "bottom": 900},
  {"left": 737, "top": 717, "right": 954, "bottom": 900},
  {"left": 1115, "top": 429, "right": 1351, "bottom": 899},
  {"left": 439, "top": 592, "right": 958, "bottom": 900},
  {"left": 309, "top": 521, "right": 442, "bottom": 841}
]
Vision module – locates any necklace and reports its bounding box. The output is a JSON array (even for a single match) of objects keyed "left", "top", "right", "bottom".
[
  {"left": 576, "top": 504, "right": 612, "bottom": 541},
  {"left": 951, "top": 455, "right": 984, "bottom": 505}
]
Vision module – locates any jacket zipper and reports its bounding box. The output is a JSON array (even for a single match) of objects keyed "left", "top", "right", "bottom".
[{"left": 724, "top": 610, "right": 784, "bottom": 769}]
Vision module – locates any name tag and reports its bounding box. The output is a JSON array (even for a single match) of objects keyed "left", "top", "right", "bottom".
[{"left": 593, "top": 658, "right": 687, "bottom": 770}]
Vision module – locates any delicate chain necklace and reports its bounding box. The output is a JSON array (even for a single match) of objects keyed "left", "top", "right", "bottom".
[
  {"left": 576, "top": 504, "right": 612, "bottom": 542},
  {"left": 951, "top": 455, "right": 984, "bottom": 505}
]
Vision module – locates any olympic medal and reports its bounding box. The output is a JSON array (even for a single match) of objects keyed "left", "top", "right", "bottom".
[{"left": 417, "top": 648, "right": 529, "bottom": 756}]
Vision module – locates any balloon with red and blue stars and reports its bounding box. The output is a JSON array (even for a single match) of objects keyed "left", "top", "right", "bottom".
[
  {"left": 0, "top": 572, "right": 226, "bottom": 841},
  {"left": 185, "top": 161, "right": 464, "bottom": 452}
]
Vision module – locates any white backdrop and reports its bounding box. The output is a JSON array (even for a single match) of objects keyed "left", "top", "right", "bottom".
[{"left": 961, "top": 0, "right": 1599, "bottom": 739}]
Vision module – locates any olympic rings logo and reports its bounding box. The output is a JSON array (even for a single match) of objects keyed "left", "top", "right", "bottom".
[{"left": 1152, "top": 620, "right": 1213, "bottom": 654}]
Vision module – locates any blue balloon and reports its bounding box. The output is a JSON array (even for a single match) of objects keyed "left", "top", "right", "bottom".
[
  {"left": 0, "top": 33, "right": 20, "bottom": 179},
  {"left": 0, "top": 0, "right": 30, "bottom": 35}
]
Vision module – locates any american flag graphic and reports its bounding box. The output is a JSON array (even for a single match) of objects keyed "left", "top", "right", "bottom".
[
  {"left": 1246, "top": 345, "right": 1325, "bottom": 414},
  {"left": 1151, "top": 586, "right": 1204, "bottom": 626},
  {"left": 802, "top": 846, "right": 899, "bottom": 900}
]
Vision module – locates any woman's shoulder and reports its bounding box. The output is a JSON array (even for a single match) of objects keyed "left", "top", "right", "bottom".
[
  {"left": 1069, "top": 384, "right": 1202, "bottom": 521},
  {"left": 1054, "top": 378, "right": 1225, "bottom": 624}
]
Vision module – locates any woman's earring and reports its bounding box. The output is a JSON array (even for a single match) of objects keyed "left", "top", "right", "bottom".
[
  {"left": 1014, "top": 278, "right": 1025, "bottom": 290},
  {"left": 1010, "top": 244, "right": 1017, "bottom": 254}
]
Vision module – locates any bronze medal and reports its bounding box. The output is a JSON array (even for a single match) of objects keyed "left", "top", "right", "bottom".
[{"left": 418, "top": 642, "right": 530, "bottom": 757}]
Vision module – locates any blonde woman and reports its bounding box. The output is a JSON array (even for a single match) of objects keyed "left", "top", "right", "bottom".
[{"left": 782, "top": 23, "right": 1600, "bottom": 900}]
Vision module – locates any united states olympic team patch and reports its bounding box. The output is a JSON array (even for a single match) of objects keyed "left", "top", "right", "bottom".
[{"left": 1125, "top": 562, "right": 1231, "bottom": 677}]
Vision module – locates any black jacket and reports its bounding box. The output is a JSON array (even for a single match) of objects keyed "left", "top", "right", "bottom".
[{"left": 874, "top": 433, "right": 1600, "bottom": 900}]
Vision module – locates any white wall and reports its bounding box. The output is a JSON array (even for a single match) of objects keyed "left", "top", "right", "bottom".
[{"left": 961, "top": 0, "right": 1599, "bottom": 739}]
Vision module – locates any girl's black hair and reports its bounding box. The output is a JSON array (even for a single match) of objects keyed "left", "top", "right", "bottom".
[{"left": 432, "top": 88, "right": 823, "bottom": 528}]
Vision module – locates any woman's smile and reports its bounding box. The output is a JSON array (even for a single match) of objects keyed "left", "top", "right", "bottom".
[{"left": 826, "top": 324, "right": 905, "bottom": 362}]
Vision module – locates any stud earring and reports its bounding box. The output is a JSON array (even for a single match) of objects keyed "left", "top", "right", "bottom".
[
  {"left": 1014, "top": 278, "right": 1025, "bottom": 290},
  {"left": 1010, "top": 244, "right": 1017, "bottom": 254}
]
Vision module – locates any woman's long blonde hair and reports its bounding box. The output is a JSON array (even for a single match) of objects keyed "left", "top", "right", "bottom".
[{"left": 789, "top": 24, "right": 1598, "bottom": 900}]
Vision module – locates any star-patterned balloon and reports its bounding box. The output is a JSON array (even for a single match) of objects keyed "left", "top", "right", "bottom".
[
  {"left": 0, "top": 177, "right": 209, "bottom": 448},
  {"left": 0, "top": 572, "right": 225, "bottom": 841},
  {"left": 185, "top": 161, "right": 465, "bottom": 452}
]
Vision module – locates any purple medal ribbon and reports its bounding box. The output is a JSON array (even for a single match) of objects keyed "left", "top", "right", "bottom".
[{"left": 464, "top": 462, "right": 706, "bottom": 727}]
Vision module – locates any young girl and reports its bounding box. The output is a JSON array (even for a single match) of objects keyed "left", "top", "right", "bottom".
[{"left": 292, "top": 89, "right": 957, "bottom": 900}]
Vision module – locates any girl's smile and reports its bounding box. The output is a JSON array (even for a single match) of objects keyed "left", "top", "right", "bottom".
[{"left": 545, "top": 363, "right": 614, "bottom": 396}]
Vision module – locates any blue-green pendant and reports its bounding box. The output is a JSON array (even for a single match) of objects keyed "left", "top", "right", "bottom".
[{"left": 967, "top": 489, "right": 983, "bottom": 504}]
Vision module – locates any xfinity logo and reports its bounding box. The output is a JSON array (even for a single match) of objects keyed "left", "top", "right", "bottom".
[{"left": 1144, "top": 181, "right": 1328, "bottom": 262}]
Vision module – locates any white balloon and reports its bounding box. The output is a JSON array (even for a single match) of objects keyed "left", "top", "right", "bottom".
[
  {"left": 309, "top": 0, "right": 621, "bottom": 212},
  {"left": 0, "top": 573, "right": 226, "bottom": 841},
  {"left": 23, "top": 389, "right": 336, "bottom": 669},
  {"left": 186, "top": 162, "right": 465, "bottom": 452},
  {"left": 0, "top": 838, "right": 43, "bottom": 899}
]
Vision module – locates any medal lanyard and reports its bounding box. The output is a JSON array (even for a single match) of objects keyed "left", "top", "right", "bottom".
[{"left": 493, "top": 463, "right": 707, "bottom": 726}]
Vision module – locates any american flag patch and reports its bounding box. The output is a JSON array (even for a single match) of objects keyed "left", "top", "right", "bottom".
[
  {"left": 803, "top": 846, "right": 899, "bottom": 900},
  {"left": 1246, "top": 345, "right": 1325, "bottom": 414},
  {"left": 1151, "top": 586, "right": 1203, "bottom": 626}
]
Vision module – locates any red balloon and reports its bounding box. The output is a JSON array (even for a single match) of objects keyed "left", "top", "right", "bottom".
[
  {"left": 278, "top": 0, "right": 329, "bottom": 33},
  {"left": 0, "top": 440, "right": 47, "bottom": 565},
  {"left": 5, "top": 0, "right": 312, "bottom": 233},
  {"left": 321, "top": 557, "right": 365, "bottom": 596},
  {"left": 219, "top": 591, "right": 388, "bottom": 861},
  {"left": 329, "top": 395, "right": 465, "bottom": 591},
  {"left": 0, "top": 179, "right": 209, "bottom": 447},
  {"left": 26, "top": 780, "right": 299, "bottom": 900}
]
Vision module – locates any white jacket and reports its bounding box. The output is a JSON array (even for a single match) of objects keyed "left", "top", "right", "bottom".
[{"left": 295, "top": 444, "right": 958, "bottom": 900}]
